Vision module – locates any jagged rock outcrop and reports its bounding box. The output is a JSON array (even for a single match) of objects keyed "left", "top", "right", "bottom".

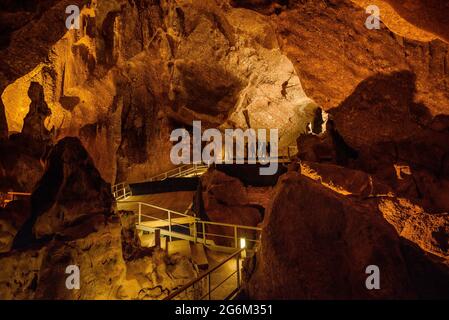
[
  {"left": 379, "top": 198, "right": 449, "bottom": 260},
  {"left": 0, "top": 137, "right": 199, "bottom": 299},
  {"left": 245, "top": 171, "right": 449, "bottom": 299},
  {"left": 0, "top": 82, "right": 53, "bottom": 192},
  {"left": 199, "top": 169, "right": 268, "bottom": 245},
  {"left": 12, "top": 137, "right": 112, "bottom": 245},
  {"left": 0, "top": 200, "right": 30, "bottom": 253},
  {"left": 0, "top": 135, "right": 46, "bottom": 192},
  {"left": 257, "top": 0, "right": 449, "bottom": 116},
  {"left": 200, "top": 169, "right": 272, "bottom": 222},
  {"left": 1, "top": 0, "right": 319, "bottom": 184},
  {"left": 299, "top": 161, "right": 393, "bottom": 197},
  {"left": 297, "top": 71, "right": 449, "bottom": 214}
]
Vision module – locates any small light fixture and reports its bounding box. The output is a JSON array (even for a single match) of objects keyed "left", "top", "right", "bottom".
[{"left": 240, "top": 238, "right": 246, "bottom": 249}]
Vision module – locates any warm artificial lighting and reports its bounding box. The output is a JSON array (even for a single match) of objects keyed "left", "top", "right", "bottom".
[{"left": 240, "top": 238, "right": 246, "bottom": 249}]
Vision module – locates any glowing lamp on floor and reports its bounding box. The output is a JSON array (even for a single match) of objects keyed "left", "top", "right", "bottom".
[
  {"left": 240, "top": 238, "right": 246, "bottom": 249},
  {"left": 240, "top": 238, "right": 247, "bottom": 259}
]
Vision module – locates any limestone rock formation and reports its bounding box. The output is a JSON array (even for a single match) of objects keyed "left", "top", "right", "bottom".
[
  {"left": 199, "top": 169, "right": 268, "bottom": 245},
  {"left": 261, "top": 0, "right": 449, "bottom": 116},
  {"left": 21, "top": 82, "right": 52, "bottom": 140},
  {"left": 0, "top": 200, "right": 30, "bottom": 253},
  {"left": 0, "top": 135, "right": 49, "bottom": 193},
  {"left": 200, "top": 169, "right": 272, "bottom": 223},
  {"left": 0, "top": 137, "right": 199, "bottom": 300},
  {"left": 1, "top": 0, "right": 319, "bottom": 184},
  {"left": 1, "top": 0, "right": 449, "bottom": 301},
  {"left": 245, "top": 171, "right": 449, "bottom": 299},
  {"left": 379, "top": 198, "right": 449, "bottom": 260},
  {"left": 0, "top": 82, "right": 53, "bottom": 192},
  {"left": 12, "top": 137, "right": 112, "bottom": 244}
]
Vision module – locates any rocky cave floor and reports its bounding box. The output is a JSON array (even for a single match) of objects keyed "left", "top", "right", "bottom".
[{"left": 0, "top": 0, "right": 449, "bottom": 299}]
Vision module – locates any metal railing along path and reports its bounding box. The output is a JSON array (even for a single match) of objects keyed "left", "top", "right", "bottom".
[
  {"left": 111, "top": 163, "right": 209, "bottom": 201},
  {"left": 117, "top": 200, "right": 261, "bottom": 252},
  {"left": 147, "top": 163, "right": 209, "bottom": 182},
  {"left": 110, "top": 148, "right": 298, "bottom": 202},
  {"left": 0, "top": 192, "right": 32, "bottom": 208},
  {"left": 164, "top": 248, "right": 245, "bottom": 300},
  {"left": 112, "top": 182, "right": 132, "bottom": 200}
]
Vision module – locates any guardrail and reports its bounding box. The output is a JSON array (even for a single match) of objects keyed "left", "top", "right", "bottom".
[
  {"left": 164, "top": 248, "right": 244, "bottom": 300},
  {"left": 111, "top": 164, "right": 208, "bottom": 201},
  {"left": 117, "top": 201, "right": 261, "bottom": 252},
  {"left": 148, "top": 163, "right": 209, "bottom": 181},
  {"left": 110, "top": 150, "right": 298, "bottom": 201},
  {"left": 0, "top": 192, "right": 32, "bottom": 208},
  {"left": 112, "top": 183, "right": 132, "bottom": 200}
]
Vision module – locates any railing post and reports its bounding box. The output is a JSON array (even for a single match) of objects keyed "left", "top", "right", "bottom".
[
  {"left": 193, "top": 222, "right": 197, "bottom": 243},
  {"left": 237, "top": 254, "right": 241, "bottom": 287},
  {"left": 202, "top": 222, "right": 206, "bottom": 244},
  {"left": 234, "top": 226, "right": 238, "bottom": 248},
  {"left": 138, "top": 203, "right": 142, "bottom": 225},
  {"left": 168, "top": 210, "right": 172, "bottom": 242},
  {"left": 208, "top": 273, "right": 211, "bottom": 300}
]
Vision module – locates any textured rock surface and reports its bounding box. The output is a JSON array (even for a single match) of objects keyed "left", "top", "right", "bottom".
[
  {"left": 0, "top": 82, "right": 52, "bottom": 192},
  {"left": 379, "top": 198, "right": 449, "bottom": 259},
  {"left": 12, "top": 137, "right": 112, "bottom": 244},
  {"left": 1, "top": 0, "right": 449, "bottom": 301},
  {"left": 1, "top": 0, "right": 318, "bottom": 184},
  {"left": 1, "top": 1, "right": 449, "bottom": 184},
  {"left": 0, "top": 135, "right": 47, "bottom": 192},
  {"left": 0, "top": 137, "right": 199, "bottom": 300},
  {"left": 199, "top": 169, "right": 267, "bottom": 245},
  {"left": 265, "top": 0, "right": 449, "bottom": 116},
  {"left": 0, "top": 200, "right": 31, "bottom": 253},
  {"left": 245, "top": 171, "right": 449, "bottom": 299},
  {"left": 200, "top": 169, "right": 270, "bottom": 223},
  {"left": 382, "top": 0, "right": 449, "bottom": 43}
]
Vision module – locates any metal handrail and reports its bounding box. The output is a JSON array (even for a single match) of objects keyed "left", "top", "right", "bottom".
[
  {"left": 148, "top": 163, "right": 208, "bottom": 182},
  {"left": 200, "top": 219, "right": 261, "bottom": 231},
  {"left": 1, "top": 192, "right": 32, "bottom": 208},
  {"left": 112, "top": 182, "right": 132, "bottom": 201},
  {"left": 139, "top": 213, "right": 194, "bottom": 230},
  {"left": 7, "top": 192, "right": 32, "bottom": 197},
  {"left": 119, "top": 201, "right": 194, "bottom": 218},
  {"left": 111, "top": 164, "right": 209, "bottom": 199},
  {"left": 111, "top": 150, "right": 296, "bottom": 199},
  {"left": 164, "top": 248, "right": 244, "bottom": 300},
  {"left": 118, "top": 200, "right": 261, "bottom": 249}
]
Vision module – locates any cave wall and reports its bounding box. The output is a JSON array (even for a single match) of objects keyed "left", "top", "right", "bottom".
[
  {"left": 1, "top": 0, "right": 449, "bottom": 301},
  {"left": 1, "top": 0, "right": 320, "bottom": 187}
]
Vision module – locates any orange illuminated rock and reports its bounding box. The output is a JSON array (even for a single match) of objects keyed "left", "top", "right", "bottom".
[
  {"left": 199, "top": 169, "right": 268, "bottom": 246},
  {"left": 0, "top": 137, "right": 199, "bottom": 300},
  {"left": 245, "top": 172, "right": 449, "bottom": 299}
]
